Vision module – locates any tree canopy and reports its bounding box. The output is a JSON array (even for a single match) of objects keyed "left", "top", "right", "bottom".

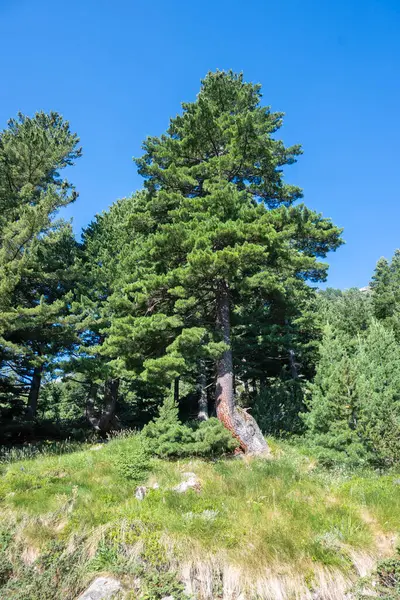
[{"left": 0, "top": 71, "right": 399, "bottom": 467}]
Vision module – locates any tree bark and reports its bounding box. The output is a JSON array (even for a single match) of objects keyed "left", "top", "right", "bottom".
[
  {"left": 215, "top": 281, "right": 269, "bottom": 455},
  {"left": 174, "top": 376, "right": 180, "bottom": 404},
  {"left": 86, "top": 382, "right": 99, "bottom": 428},
  {"left": 26, "top": 365, "right": 43, "bottom": 420},
  {"left": 285, "top": 319, "right": 299, "bottom": 379},
  {"left": 98, "top": 378, "right": 119, "bottom": 431},
  {"left": 197, "top": 363, "right": 208, "bottom": 421},
  {"left": 86, "top": 379, "right": 119, "bottom": 433},
  {"left": 288, "top": 348, "right": 298, "bottom": 379}
]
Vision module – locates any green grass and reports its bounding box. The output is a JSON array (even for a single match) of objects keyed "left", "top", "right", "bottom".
[{"left": 0, "top": 435, "right": 399, "bottom": 599}]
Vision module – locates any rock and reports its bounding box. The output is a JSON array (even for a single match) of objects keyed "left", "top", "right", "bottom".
[
  {"left": 135, "top": 485, "right": 147, "bottom": 500},
  {"left": 90, "top": 444, "right": 104, "bottom": 452},
  {"left": 160, "top": 596, "right": 174, "bottom": 600},
  {"left": 77, "top": 577, "right": 122, "bottom": 600},
  {"left": 173, "top": 472, "right": 201, "bottom": 493}
]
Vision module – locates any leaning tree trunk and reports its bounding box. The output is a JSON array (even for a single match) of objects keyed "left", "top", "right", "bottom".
[
  {"left": 26, "top": 365, "right": 43, "bottom": 420},
  {"left": 215, "top": 281, "right": 270, "bottom": 455}
]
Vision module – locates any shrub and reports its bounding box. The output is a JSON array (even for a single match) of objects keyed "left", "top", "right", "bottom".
[
  {"left": 355, "top": 547, "right": 400, "bottom": 599},
  {"left": 139, "top": 569, "right": 189, "bottom": 600},
  {"left": 141, "top": 396, "right": 195, "bottom": 458},
  {"left": 376, "top": 554, "right": 400, "bottom": 594},
  {"left": 141, "top": 397, "right": 237, "bottom": 458},
  {"left": 113, "top": 436, "right": 151, "bottom": 482},
  {"left": 192, "top": 418, "right": 238, "bottom": 456}
]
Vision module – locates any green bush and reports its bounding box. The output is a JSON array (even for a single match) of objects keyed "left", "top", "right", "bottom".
[
  {"left": 139, "top": 569, "right": 189, "bottom": 600},
  {"left": 376, "top": 555, "right": 400, "bottom": 595},
  {"left": 192, "top": 418, "right": 238, "bottom": 456},
  {"left": 355, "top": 547, "right": 400, "bottom": 599},
  {"left": 141, "top": 397, "right": 194, "bottom": 458},
  {"left": 141, "top": 397, "right": 237, "bottom": 458},
  {"left": 112, "top": 436, "right": 151, "bottom": 482}
]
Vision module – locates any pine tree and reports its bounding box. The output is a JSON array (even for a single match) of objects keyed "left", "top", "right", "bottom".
[
  {"left": 0, "top": 223, "right": 78, "bottom": 420},
  {"left": 355, "top": 321, "right": 400, "bottom": 466},
  {"left": 70, "top": 195, "right": 146, "bottom": 432},
  {"left": 0, "top": 112, "right": 81, "bottom": 309},
  {"left": 0, "top": 111, "right": 81, "bottom": 422},
  {"left": 317, "top": 287, "right": 373, "bottom": 343},
  {"left": 305, "top": 321, "right": 400, "bottom": 466},
  {"left": 303, "top": 325, "right": 366, "bottom": 466},
  {"left": 105, "top": 71, "right": 342, "bottom": 453},
  {"left": 371, "top": 258, "right": 395, "bottom": 321},
  {"left": 369, "top": 251, "right": 400, "bottom": 340}
]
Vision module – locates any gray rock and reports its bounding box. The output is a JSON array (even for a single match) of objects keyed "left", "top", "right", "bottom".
[
  {"left": 90, "top": 444, "right": 104, "bottom": 452},
  {"left": 77, "top": 577, "right": 122, "bottom": 600},
  {"left": 173, "top": 472, "right": 201, "bottom": 493},
  {"left": 135, "top": 485, "right": 147, "bottom": 500}
]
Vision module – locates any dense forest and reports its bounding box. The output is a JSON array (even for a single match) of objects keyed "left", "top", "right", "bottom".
[{"left": 1, "top": 70, "right": 399, "bottom": 469}]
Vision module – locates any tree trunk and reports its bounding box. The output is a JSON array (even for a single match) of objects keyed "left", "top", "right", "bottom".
[
  {"left": 215, "top": 281, "right": 269, "bottom": 455},
  {"left": 86, "top": 382, "right": 99, "bottom": 428},
  {"left": 98, "top": 378, "right": 119, "bottom": 432},
  {"left": 174, "top": 376, "right": 180, "bottom": 404},
  {"left": 197, "top": 364, "right": 208, "bottom": 421},
  {"left": 288, "top": 349, "right": 298, "bottom": 379},
  {"left": 86, "top": 379, "right": 119, "bottom": 433},
  {"left": 26, "top": 365, "right": 43, "bottom": 419},
  {"left": 285, "top": 318, "right": 299, "bottom": 379}
]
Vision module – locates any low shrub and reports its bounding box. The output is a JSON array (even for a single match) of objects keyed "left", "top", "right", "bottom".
[
  {"left": 112, "top": 436, "right": 151, "bottom": 482},
  {"left": 141, "top": 397, "right": 194, "bottom": 458},
  {"left": 355, "top": 547, "right": 400, "bottom": 599},
  {"left": 192, "top": 418, "right": 238, "bottom": 456},
  {"left": 141, "top": 397, "right": 237, "bottom": 458}
]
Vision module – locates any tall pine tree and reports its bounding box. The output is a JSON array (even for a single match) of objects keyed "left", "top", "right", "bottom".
[
  {"left": 105, "top": 71, "right": 342, "bottom": 453},
  {"left": 0, "top": 112, "right": 81, "bottom": 422}
]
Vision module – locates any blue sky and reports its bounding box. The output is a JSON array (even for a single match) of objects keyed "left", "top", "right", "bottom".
[{"left": 1, "top": 0, "right": 399, "bottom": 289}]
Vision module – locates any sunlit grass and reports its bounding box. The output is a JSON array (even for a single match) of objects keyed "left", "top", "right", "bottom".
[{"left": 0, "top": 435, "right": 399, "bottom": 598}]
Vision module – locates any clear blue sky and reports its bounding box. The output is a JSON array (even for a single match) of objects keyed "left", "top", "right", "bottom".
[{"left": 1, "top": 0, "right": 399, "bottom": 289}]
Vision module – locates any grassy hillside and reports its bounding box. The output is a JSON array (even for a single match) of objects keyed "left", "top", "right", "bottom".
[{"left": 0, "top": 436, "right": 399, "bottom": 599}]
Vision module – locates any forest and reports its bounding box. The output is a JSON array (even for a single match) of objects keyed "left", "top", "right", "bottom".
[{"left": 1, "top": 70, "right": 399, "bottom": 469}]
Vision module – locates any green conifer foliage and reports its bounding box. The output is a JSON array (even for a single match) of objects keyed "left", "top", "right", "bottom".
[
  {"left": 303, "top": 325, "right": 365, "bottom": 466},
  {"left": 0, "top": 111, "right": 81, "bottom": 422},
  {"left": 305, "top": 322, "right": 400, "bottom": 466},
  {"left": 105, "top": 71, "right": 342, "bottom": 452},
  {"left": 0, "top": 112, "right": 81, "bottom": 308},
  {"left": 0, "top": 223, "right": 78, "bottom": 421},
  {"left": 355, "top": 321, "right": 400, "bottom": 465},
  {"left": 69, "top": 196, "right": 141, "bottom": 432},
  {"left": 371, "top": 251, "right": 400, "bottom": 340}
]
